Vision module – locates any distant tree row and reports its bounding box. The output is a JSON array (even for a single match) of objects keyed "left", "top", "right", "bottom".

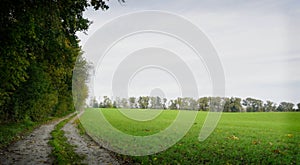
[{"left": 90, "top": 96, "right": 300, "bottom": 112}]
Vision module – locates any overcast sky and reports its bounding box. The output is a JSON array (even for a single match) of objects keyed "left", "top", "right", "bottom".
[{"left": 77, "top": 0, "right": 300, "bottom": 104}]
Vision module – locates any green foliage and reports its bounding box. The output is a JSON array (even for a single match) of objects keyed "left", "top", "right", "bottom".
[
  {"left": 223, "top": 97, "right": 243, "bottom": 112},
  {"left": 0, "top": 0, "right": 108, "bottom": 123},
  {"left": 0, "top": 120, "right": 37, "bottom": 149},
  {"left": 121, "top": 98, "right": 129, "bottom": 108},
  {"left": 90, "top": 97, "right": 99, "bottom": 108},
  {"left": 74, "top": 118, "right": 86, "bottom": 136},
  {"left": 264, "top": 100, "right": 277, "bottom": 112},
  {"left": 168, "top": 99, "right": 178, "bottom": 110},
  {"left": 11, "top": 64, "right": 58, "bottom": 121},
  {"left": 242, "top": 97, "right": 263, "bottom": 112},
  {"left": 103, "top": 96, "right": 113, "bottom": 108},
  {"left": 129, "top": 97, "right": 137, "bottom": 108},
  {"left": 49, "top": 114, "right": 84, "bottom": 164},
  {"left": 277, "top": 102, "right": 295, "bottom": 112},
  {"left": 72, "top": 54, "right": 90, "bottom": 111},
  {"left": 149, "top": 96, "right": 163, "bottom": 109},
  {"left": 138, "top": 96, "right": 150, "bottom": 109}
]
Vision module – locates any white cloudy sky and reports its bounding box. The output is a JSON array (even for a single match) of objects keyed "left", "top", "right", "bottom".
[{"left": 77, "top": 0, "right": 300, "bottom": 104}]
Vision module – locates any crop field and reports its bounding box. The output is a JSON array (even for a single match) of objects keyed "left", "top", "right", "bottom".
[{"left": 79, "top": 108, "right": 300, "bottom": 164}]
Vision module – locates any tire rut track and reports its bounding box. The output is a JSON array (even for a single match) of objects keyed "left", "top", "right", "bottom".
[
  {"left": 0, "top": 112, "right": 120, "bottom": 165},
  {"left": 0, "top": 113, "right": 74, "bottom": 165},
  {"left": 62, "top": 114, "right": 119, "bottom": 165}
]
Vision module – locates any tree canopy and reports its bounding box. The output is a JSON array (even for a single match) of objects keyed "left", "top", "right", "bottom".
[{"left": 0, "top": 0, "right": 109, "bottom": 122}]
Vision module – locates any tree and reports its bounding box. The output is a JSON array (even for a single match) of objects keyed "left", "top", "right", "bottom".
[
  {"left": 150, "top": 97, "right": 157, "bottom": 109},
  {"left": 297, "top": 103, "right": 300, "bottom": 112},
  {"left": 72, "top": 53, "right": 90, "bottom": 111},
  {"left": 112, "top": 101, "right": 117, "bottom": 108},
  {"left": 11, "top": 64, "right": 58, "bottom": 121},
  {"left": 155, "top": 96, "right": 163, "bottom": 109},
  {"left": 91, "top": 97, "right": 99, "bottom": 108},
  {"left": 169, "top": 99, "right": 178, "bottom": 110},
  {"left": 209, "top": 97, "right": 225, "bottom": 112},
  {"left": 263, "top": 100, "right": 277, "bottom": 112},
  {"left": 188, "top": 98, "right": 198, "bottom": 110},
  {"left": 277, "top": 102, "right": 294, "bottom": 112},
  {"left": 103, "top": 96, "right": 113, "bottom": 108},
  {"left": 176, "top": 97, "right": 183, "bottom": 110},
  {"left": 181, "top": 97, "right": 190, "bottom": 110},
  {"left": 114, "top": 97, "right": 121, "bottom": 108},
  {"left": 121, "top": 98, "right": 128, "bottom": 108},
  {"left": 162, "top": 98, "right": 168, "bottom": 109},
  {"left": 138, "top": 96, "right": 150, "bottom": 109},
  {"left": 0, "top": 0, "right": 110, "bottom": 122},
  {"left": 197, "top": 97, "right": 209, "bottom": 111},
  {"left": 129, "top": 97, "right": 136, "bottom": 109},
  {"left": 150, "top": 96, "right": 163, "bottom": 109},
  {"left": 224, "top": 97, "right": 243, "bottom": 112},
  {"left": 242, "top": 98, "right": 263, "bottom": 112}
]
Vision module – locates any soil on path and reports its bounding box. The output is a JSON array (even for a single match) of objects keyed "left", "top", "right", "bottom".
[
  {"left": 0, "top": 114, "right": 73, "bottom": 165},
  {"left": 0, "top": 112, "right": 120, "bottom": 165},
  {"left": 62, "top": 117, "right": 119, "bottom": 165}
]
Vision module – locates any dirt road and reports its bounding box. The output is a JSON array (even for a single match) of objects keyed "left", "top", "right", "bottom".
[
  {"left": 62, "top": 117, "right": 119, "bottom": 165},
  {"left": 0, "top": 113, "right": 119, "bottom": 165}
]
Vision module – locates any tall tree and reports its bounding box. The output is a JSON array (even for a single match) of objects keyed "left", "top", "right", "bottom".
[
  {"left": 103, "top": 96, "right": 113, "bottom": 108},
  {"left": 188, "top": 98, "right": 198, "bottom": 110},
  {"left": 114, "top": 97, "right": 121, "bottom": 108},
  {"left": 169, "top": 99, "right": 178, "bottom": 110},
  {"left": 72, "top": 53, "right": 90, "bottom": 112},
  {"left": 209, "top": 97, "right": 225, "bottom": 112},
  {"left": 176, "top": 97, "right": 183, "bottom": 110},
  {"left": 224, "top": 97, "right": 243, "bottom": 112},
  {"left": 121, "top": 98, "right": 128, "bottom": 108},
  {"left": 138, "top": 96, "right": 150, "bottom": 109},
  {"left": 155, "top": 96, "right": 163, "bottom": 109},
  {"left": 91, "top": 97, "right": 99, "bottom": 108},
  {"left": 263, "top": 100, "right": 277, "bottom": 112},
  {"left": 129, "top": 97, "right": 136, "bottom": 109},
  {"left": 162, "top": 98, "right": 168, "bottom": 110},
  {"left": 277, "top": 102, "right": 294, "bottom": 112},
  {"left": 0, "top": 0, "right": 110, "bottom": 122},
  {"left": 150, "top": 97, "right": 157, "bottom": 109},
  {"left": 181, "top": 97, "right": 190, "bottom": 110},
  {"left": 242, "top": 98, "right": 263, "bottom": 112},
  {"left": 197, "top": 97, "right": 209, "bottom": 111}
]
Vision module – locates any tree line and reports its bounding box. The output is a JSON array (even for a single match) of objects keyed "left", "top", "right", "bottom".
[
  {"left": 0, "top": 0, "right": 109, "bottom": 123},
  {"left": 90, "top": 96, "right": 300, "bottom": 112}
]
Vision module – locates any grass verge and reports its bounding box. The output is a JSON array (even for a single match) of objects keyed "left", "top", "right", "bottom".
[
  {"left": 0, "top": 120, "right": 38, "bottom": 149},
  {"left": 48, "top": 114, "right": 84, "bottom": 164}
]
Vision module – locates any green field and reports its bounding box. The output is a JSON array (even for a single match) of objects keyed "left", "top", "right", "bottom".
[{"left": 80, "top": 108, "right": 300, "bottom": 164}]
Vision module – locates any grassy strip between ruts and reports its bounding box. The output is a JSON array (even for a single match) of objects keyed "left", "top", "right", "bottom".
[
  {"left": 48, "top": 114, "right": 85, "bottom": 164},
  {"left": 73, "top": 118, "right": 86, "bottom": 136}
]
